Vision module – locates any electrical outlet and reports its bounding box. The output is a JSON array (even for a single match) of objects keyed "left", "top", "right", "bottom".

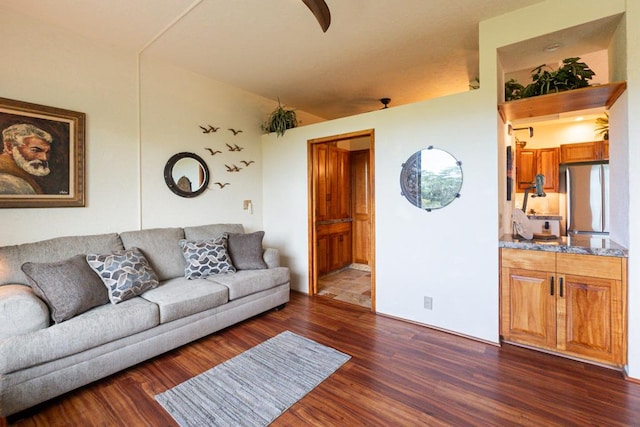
[{"left": 424, "top": 296, "right": 433, "bottom": 310}]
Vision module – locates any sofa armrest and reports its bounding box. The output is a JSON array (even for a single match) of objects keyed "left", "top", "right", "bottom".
[
  {"left": 0, "top": 285, "right": 50, "bottom": 340},
  {"left": 262, "top": 248, "right": 280, "bottom": 269}
]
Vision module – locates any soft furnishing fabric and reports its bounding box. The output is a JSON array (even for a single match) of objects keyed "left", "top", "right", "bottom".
[
  {"left": 86, "top": 248, "right": 159, "bottom": 304},
  {"left": 21, "top": 254, "right": 109, "bottom": 323},
  {"left": 227, "top": 231, "right": 268, "bottom": 270}
]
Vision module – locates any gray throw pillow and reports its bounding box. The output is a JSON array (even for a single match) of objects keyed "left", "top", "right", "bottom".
[
  {"left": 86, "top": 247, "right": 159, "bottom": 304},
  {"left": 227, "top": 231, "right": 267, "bottom": 270},
  {"left": 179, "top": 234, "right": 236, "bottom": 279},
  {"left": 21, "top": 254, "right": 109, "bottom": 323}
]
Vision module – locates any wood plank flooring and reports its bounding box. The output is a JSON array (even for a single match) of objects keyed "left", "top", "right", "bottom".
[{"left": 5, "top": 291, "right": 640, "bottom": 426}]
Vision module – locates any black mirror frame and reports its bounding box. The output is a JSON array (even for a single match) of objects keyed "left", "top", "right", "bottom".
[
  {"left": 164, "top": 152, "right": 210, "bottom": 198},
  {"left": 400, "top": 146, "right": 463, "bottom": 212}
]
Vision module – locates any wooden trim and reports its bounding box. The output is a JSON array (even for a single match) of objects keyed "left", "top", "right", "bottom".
[
  {"left": 307, "top": 129, "right": 375, "bottom": 312},
  {"left": 498, "top": 81, "right": 627, "bottom": 122}
]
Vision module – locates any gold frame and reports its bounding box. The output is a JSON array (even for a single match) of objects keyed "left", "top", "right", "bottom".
[{"left": 0, "top": 97, "right": 85, "bottom": 207}]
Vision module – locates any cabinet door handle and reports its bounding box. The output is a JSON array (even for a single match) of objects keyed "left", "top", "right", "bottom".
[
  {"left": 550, "top": 276, "right": 554, "bottom": 296},
  {"left": 559, "top": 277, "right": 564, "bottom": 297}
]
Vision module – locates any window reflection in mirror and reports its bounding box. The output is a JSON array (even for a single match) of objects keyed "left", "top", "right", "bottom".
[{"left": 400, "top": 146, "right": 462, "bottom": 211}]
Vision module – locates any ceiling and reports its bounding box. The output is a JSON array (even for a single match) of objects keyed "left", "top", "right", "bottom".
[{"left": 2, "top": 0, "right": 620, "bottom": 121}]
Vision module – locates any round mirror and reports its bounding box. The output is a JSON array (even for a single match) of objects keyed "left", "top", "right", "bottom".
[
  {"left": 164, "top": 152, "right": 210, "bottom": 198},
  {"left": 400, "top": 146, "right": 462, "bottom": 211}
]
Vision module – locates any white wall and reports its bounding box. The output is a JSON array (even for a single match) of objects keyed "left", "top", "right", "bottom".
[
  {"left": 139, "top": 59, "right": 269, "bottom": 232},
  {"left": 0, "top": 7, "right": 140, "bottom": 244},
  {"left": 263, "top": 89, "right": 500, "bottom": 342},
  {"left": 624, "top": 1, "right": 640, "bottom": 380}
]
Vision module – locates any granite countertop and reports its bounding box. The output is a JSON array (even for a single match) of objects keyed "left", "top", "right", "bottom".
[
  {"left": 527, "top": 215, "right": 562, "bottom": 220},
  {"left": 499, "top": 234, "right": 628, "bottom": 257}
]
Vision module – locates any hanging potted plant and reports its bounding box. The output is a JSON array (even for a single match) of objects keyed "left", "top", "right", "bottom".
[{"left": 262, "top": 98, "right": 298, "bottom": 137}]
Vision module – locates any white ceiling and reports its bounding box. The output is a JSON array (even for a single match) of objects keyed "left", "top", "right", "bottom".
[{"left": 2, "top": 0, "right": 619, "bottom": 120}]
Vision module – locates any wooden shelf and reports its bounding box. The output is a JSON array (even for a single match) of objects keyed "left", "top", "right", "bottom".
[{"left": 498, "top": 81, "right": 627, "bottom": 122}]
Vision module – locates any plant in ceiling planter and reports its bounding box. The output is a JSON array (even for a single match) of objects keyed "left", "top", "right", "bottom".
[
  {"left": 595, "top": 112, "right": 609, "bottom": 140},
  {"left": 262, "top": 98, "right": 298, "bottom": 137},
  {"left": 505, "top": 57, "right": 596, "bottom": 101}
]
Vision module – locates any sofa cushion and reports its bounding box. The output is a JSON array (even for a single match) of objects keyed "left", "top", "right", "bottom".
[
  {"left": 87, "top": 248, "right": 159, "bottom": 304},
  {"left": 0, "top": 297, "right": 158, "bottom": 374},
  {"left": 179, "top": 236, "right": 236, "bottom": 279},
  {"left": 0, "top": 285, "right": 49, "bottom": 340},
  {"left": 206, "top": 267, "right": 290, "bottom": 300},
  {"left": 21, "top": 255, "right": 109, "bottom": 323},
  {"left": 227, "top": 231, "right": 268, "bottom": 270},
  {"left": 119, "top": 227, "right": 185, "bottom": 281},
  {"left": 0, "top": 233, "right": 124, "bottom": 287},
  {"left": 183, "top": 223, "right": 244, "bottom": 241},
  {"left": 140, "top": 277, "right": 228, "bottom": 323}
]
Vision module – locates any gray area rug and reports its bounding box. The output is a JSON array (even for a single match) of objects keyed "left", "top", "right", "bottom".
[{"left": 155, "top": 331, "right": 351, "bottom": 426}]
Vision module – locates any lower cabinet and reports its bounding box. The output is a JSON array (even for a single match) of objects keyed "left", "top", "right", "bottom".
[
  {"left": 500, "top": 248, "right": 627, "bottom": 367},
  {"left": 316, "top": 221, "right": 352, "bottom": 276}
]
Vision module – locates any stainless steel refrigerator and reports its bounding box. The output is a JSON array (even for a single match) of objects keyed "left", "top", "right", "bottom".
[{"left": 562, "top": 163, "right": 609, "bottom": 234}]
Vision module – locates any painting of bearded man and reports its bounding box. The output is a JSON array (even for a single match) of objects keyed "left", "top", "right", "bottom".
[
  {"left": 0, "top": 97, "right": 85, "bottom": 208},
  {"left": 0, "top": 124, "right": 53, "bottom": 194}
]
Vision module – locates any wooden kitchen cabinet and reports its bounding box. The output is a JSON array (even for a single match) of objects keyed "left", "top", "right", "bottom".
[
  {"left": 500, "top": 248, "right": 627, "bottom": 367},
  {"left": 316, "top": 221, "right": 352, "bottom": 275},
  {"left": 560, "top": 140, "right": 608, "bottom": 163},
  {"left": 313, "top": 143, "right": 351, "bottom": 222},
  {"left": 515, "top": 147, "right": 559, "bottom": 193}
]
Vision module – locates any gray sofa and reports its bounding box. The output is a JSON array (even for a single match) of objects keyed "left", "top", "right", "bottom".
[{"left": 0, "top": 223, "right": 290, "bottom": 417}]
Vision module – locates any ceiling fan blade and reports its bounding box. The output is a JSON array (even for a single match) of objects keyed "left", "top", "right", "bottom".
[{"left": 302, "top": 0, "right": 331, "bottom": 32}]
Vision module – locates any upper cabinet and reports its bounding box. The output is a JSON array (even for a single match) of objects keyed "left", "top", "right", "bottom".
[
  {"left": 560, "top": 140, "right": 609, "bottom": 164},
  {"left": 516, "top": 147, "right": 559, "bottom": 193},
  {"left": 498, "top": 82, "right": 627, "bottom": 123}
]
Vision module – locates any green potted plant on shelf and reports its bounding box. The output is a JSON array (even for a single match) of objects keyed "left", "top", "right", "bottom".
[
  {"left": 595, "top": 112, "right": 609, "bottom": 140},
  {"left": 262, "top": 98, "right": 298, "bottom": 137},
  {"left": 505, "top": 57, "right": 596, "bottom": 101}
]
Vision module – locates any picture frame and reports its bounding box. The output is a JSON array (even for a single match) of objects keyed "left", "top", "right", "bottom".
[{"left": 0, "top": 97, "right": 85, "bottom": 208}]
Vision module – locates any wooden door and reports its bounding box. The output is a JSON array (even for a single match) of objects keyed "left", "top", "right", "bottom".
[
  {"left": 556, "top": 274, "right": 623, "bottom": 365},
  {"left": 537, "top": 147, "right": 559, "bottom": 192},
  {"left": 516, "top": 148, "right": 536, "bottom": 192},
  {"left": 501, "top": 267, "right": 556, "bottom": 349},
  {"left": 560, "top": 141, "right": 600, "bottom": 163},
  {"left": 314, "top": 144, "right": 329, "bottom": 222},
  {"left": 556, "top": 253, "right": 625, "bottom": 365},
  {"left": 351, "top": 150, "right": 370, "bottom": 265},
  {"left": 335, "top": 148, "right": 351, "bottom": 219}
]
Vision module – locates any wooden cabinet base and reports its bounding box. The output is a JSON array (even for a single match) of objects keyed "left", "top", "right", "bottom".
[{"left": 500, "top": 248, "right": 627, "bottom": 368}]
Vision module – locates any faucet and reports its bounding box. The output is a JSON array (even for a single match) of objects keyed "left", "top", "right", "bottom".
[{"left": 521, "top": 174, "right": 546, "bottom": 213}]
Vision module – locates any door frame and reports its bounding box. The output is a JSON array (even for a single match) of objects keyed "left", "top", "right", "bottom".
[{"left": 307, "top": 129, "right": 376, "bottom": 311}]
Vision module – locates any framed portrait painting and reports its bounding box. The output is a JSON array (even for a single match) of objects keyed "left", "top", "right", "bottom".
[{"left": 0, "top": 97, "right": 85, "bottom": 207}]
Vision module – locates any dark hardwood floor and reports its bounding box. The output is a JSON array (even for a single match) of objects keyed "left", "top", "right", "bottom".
[{"left": 5, "top": 291, "right": 640, "bottom": 426}]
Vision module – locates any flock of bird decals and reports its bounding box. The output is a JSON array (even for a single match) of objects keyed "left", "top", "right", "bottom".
[
  {"left": 199, "top": 125, "right": 254, "bottom": 190},
  {"left": 199, "top": 125, "right": 244, "bottom": 136}
]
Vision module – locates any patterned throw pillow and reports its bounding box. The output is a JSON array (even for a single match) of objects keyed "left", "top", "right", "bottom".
[
  {"left": 179, "top": 234, "right": 236, "bottom": 279},
  {"left": 86, "top": 247, "right": 159, "bottom": 304}
]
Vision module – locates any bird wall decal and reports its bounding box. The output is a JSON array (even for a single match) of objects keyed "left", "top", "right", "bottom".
[
  {"left": 213, "top": 182, "right": 230, "bottom": 188},
  {"left": 200, "top": 125, "right": 220, "bottom": 133},
  {"left": 240, "top": 160, "right": 255, "bottom": 166},
  {"left": 205, "top": 148, "right": 222, "bottom": 156},
  {"left": 228, "top": 128, "right": 243, "bottom": 136},
  {"left": 225, "top": 164, "right": 242, "bottom": 172},
  {"left": 225, "top": 143, "right": 244, "bottom": 152}
]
